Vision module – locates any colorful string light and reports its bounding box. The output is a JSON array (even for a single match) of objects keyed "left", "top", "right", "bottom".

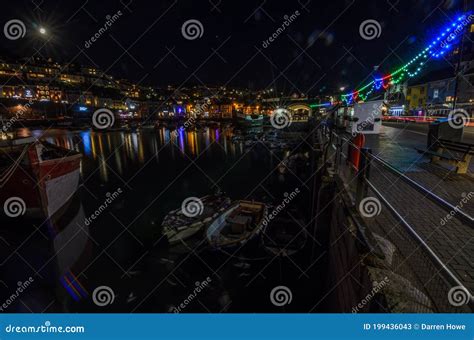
[{"left": 341, "top": 13, "right": 473, "bottom": 105}]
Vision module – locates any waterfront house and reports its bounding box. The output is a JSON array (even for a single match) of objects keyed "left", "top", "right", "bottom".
[{"left": 406, "top": 82, "right": 427, "bottom": 113}]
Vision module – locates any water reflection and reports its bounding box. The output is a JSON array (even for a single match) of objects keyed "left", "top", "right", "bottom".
[
  {"left": 20, "top": 126, "right": 250, "bottom": 185},
  {"left": 2, "top": 124, "right": 317, "bottom": 313},
  {"left": 0, "top": 194, "right": 92, "bottom": 312},
  {"left": 80, "top": 131, "right": 91, "bottom": 157}
]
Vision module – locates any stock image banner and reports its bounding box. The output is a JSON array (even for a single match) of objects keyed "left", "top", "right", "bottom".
[{"left": 0, "top": 0, "right": 473, "bottom": 339}]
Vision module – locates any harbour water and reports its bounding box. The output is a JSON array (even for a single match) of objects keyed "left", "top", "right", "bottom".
[{"left": 1, "top": 124, "right": 327, "bottom": 312}]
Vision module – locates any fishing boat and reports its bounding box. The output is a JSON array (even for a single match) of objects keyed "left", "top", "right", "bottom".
[
  {"left": 162, "top": 194, "right": 231, "bottom": 245},
  {"left": 206, "top": 200, "right": 267, "bottom": 248},
  {"left": 0, "top": 135, "right": 82, "bottom": 220},
  {"left": 236, "top": 112, "right": 264, "bottom": 127},
  {"left": 262, "top": 216, "right": 307, "bottom": 257}
]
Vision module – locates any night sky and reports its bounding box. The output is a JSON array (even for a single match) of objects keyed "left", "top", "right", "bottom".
[{"left": 0, "top": 0, "right": 469, "bottom": 93}]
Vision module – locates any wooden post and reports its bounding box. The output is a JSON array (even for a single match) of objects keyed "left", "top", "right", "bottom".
[{"left": 356, "top": 148, "right": 372, "bottom": 204}]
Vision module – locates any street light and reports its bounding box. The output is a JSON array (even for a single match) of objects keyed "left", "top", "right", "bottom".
[{"left": 39, "top": 27, "right": 47, "bottom": 35}]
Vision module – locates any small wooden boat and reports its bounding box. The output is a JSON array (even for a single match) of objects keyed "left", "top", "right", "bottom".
[
  {"left": 0, "top": 136, "right": 82, "bottom": 220},
  {"left": 262, "top": 216, "right": 307, "bottom": 257},
  {"left": 206, "top": 200, "right": 267, "bottom": 248},
  {"left": 162, "top": 194, "right": 231, "bottom": 245}
]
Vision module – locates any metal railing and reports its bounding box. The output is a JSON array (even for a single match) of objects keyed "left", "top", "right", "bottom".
[{"left": 319, "top": 126, "right": 474, "bottom": 313}]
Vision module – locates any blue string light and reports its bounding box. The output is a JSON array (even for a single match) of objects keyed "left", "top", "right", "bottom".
[{"left": 341, "top": 13, "right": 472, "bottom": 104}]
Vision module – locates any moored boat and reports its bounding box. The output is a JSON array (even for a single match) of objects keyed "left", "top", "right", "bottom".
[
  {"left": 0, "top": 136, "right": 82, "bottom": 220},
  {"left": 262, "top": 215, "right": 307, "bottom": 257},
  {"left": 206, "top": 200, "right": 267, "bottom": 248},
  {"left": 236, "top": 112, "right": 264, "bottom": 127},
  {"left": 162, "top": 194, "right": 231, "bottom": 245}
]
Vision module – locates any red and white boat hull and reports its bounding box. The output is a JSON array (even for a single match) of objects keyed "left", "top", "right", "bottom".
[{"left": 1, "top": 138, "right": 82, "bottom": 221}]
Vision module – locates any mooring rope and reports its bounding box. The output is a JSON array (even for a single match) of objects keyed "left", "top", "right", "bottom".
[{"left": 0, "top": 144, "right": 29, "bottom": 188}]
